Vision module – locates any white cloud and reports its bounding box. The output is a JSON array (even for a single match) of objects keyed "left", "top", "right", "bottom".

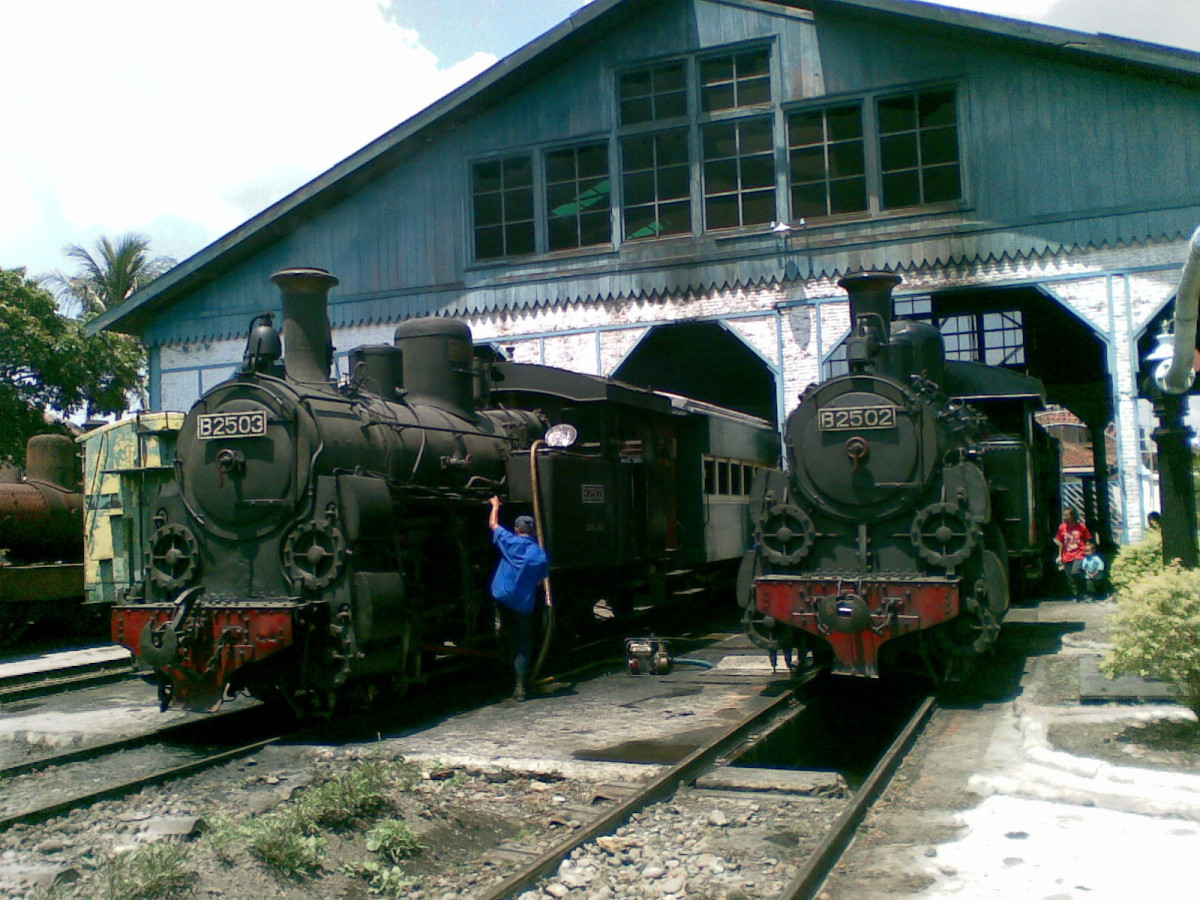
[{"left": 0, "top": 0, "right": 494, "bottom": 274}]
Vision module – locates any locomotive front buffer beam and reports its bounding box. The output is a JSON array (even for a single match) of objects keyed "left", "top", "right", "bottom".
[
  {"left": 756, "top": 576, "right": 960, "bottom": 677},
  {"left": 113, "top": 601, "right": 295, "bottom": 711}
]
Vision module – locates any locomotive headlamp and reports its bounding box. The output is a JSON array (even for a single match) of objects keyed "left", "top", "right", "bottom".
[{"left": 544, "top": 423, "right": 579, "bottom": 448}]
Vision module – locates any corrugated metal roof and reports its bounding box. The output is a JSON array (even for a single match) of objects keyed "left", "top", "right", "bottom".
[{"left": 93, "top": 0, "right": 1200, "bottom": 341}]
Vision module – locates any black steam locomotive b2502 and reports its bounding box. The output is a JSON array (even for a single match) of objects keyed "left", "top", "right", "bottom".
[
  {"left": 741, "top": 272, "right": 1059, "bottom": 680},
  {"left": 111, "top": 268, "right": 778, "bottom": 714}
]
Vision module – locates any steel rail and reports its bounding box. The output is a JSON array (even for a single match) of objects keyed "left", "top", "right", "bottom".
[
  {"left": 780, "top": 693, "right": 938, "bottom": 900},
  {"left": 0, "top": 704, "right": 269, "bottom": 782},
  {"left": 0, "top": 662, "right": 137, "bottom": 702},
  {"left": 476, "top": 688, "right": 802, "bottom": 900},
  {"left": 0, "top": 736, "right": 280, "bottom": 831}
]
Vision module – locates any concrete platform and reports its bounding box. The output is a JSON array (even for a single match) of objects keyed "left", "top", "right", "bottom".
[
  {"left": 0, "top": 646, "right": 131, "bottom": 682},
  {"left": 1079, "top": 655, "right": 1177, "bottom": 704}
]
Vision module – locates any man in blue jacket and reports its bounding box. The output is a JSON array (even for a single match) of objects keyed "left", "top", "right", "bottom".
[{"left": 488, "top": 496, "right": 549, "bottom": 701}]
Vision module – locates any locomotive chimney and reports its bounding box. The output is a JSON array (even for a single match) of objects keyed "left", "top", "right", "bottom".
[
  {"left": 840, "top": 271, "right": 902, "bottom": 332},
  {"left": 840, "top": 271, "right": 902, "bottom": 373},
  {"left": 271, "top": 267, "right": 339, "bottom": 384}
]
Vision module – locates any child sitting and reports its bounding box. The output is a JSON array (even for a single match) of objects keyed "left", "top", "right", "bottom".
[{"left": 1080, "top": 541, "right": 1106, "bottom": 601}]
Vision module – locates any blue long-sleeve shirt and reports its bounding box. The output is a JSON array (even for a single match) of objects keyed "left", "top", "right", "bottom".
[{"left": 490, "top": 526, "right": 549, "bottom": 614}]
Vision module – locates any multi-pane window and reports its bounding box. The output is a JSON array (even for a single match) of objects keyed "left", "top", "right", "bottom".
[
  {"left": 787, "top": 104, "right": 867, "bottom": 219},
  {"left": 702, "top": 117, "right": 776, "bottom": 230},
  {"left": 619, "top": 62, "right": 687, "bottom": 126},
  {"left": 546, "top": 144, "right": 612, "bottom": 251},
  {"left": 877, "top": 88, "right": 961, "bottom": 209},
  {"left": 981, "top": 311, "right": 1025, "bottom": 365},
  {"left": 938, "top": 314, "right": 978, "bottom": 360},
  {"left": 939, "top": 310, "right": 1025, "bottom": 365},
  {"left": 700, "top": 49, "right": 771, "bottom": 112},
  {"left": 704, "top": 457, "right": 759, "bottom": 497},
  {"left": 472, "top": 156, "right": 534, "bottom": 260},
  {"left": 622, "top": 129, "right": 692, "bottom": 239}
]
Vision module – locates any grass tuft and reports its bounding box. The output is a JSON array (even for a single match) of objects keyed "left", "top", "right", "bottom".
[{"left": 98, "top": 841, "right": 196, "bottom": 900}]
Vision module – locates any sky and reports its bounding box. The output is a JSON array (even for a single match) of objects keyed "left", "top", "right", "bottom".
[{"left": 1, "top": 0, "right": 1198, "bottom": 281}]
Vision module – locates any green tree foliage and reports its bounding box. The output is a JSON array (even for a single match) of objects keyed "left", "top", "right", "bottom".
[
  {"left": 0, "top": 267, "right": 144, "bottom": 463},
  {"left": 1108, "top": 530, "right": 1164, "bottom": 593},
  {"left": 44, "top": 233, "right": 174, "bottom": 317},
  {"left": 1102, "top": 565, "right": 1200, "bottom": 716}
]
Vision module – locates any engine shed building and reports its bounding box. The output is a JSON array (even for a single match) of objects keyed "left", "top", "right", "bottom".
[{"left": 91, "top": 0, "right": 1200, "bottom": 545}]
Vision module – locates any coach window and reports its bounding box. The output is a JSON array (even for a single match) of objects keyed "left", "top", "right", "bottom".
[
  {"left": 472, "top": 155, "right": 534, "bottom": 260},
  {"left": 547, "top": 143, "right": 612, "bottom": 251},
  {"left": 718, "top": 460, "right": 731, "bottom": 495},
  {"left": 704, "top": 458, "right": 717, "bottom": 494}
]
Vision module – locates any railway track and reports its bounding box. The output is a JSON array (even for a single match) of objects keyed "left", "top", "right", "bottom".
[
  {"left": 0, "top": 632, "right": 935, "bottom": 899},
  {"left": 0, "top": 706, "right": 286, "bottom": 831},
  {"left": 0, "top": 647, "right": 136, "bottom": 702},
  {"left": 491, "top": 686, "right": 937, "bottom": 900}
]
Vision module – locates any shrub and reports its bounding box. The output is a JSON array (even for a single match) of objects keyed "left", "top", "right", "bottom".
[
  {"left": 1102, "top": 565, "right": 1200, "bottom": 716},
  {"left": 1108, "top": 530, "right": 1163, "bottom": 593}
]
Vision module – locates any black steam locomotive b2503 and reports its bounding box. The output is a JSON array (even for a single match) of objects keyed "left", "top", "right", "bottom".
[
  {"left": 741, "top": 272, "right": 1059, "bottom": 680},
  {"left": 111, "top": 268, "right": 778, "bottom": 714}
]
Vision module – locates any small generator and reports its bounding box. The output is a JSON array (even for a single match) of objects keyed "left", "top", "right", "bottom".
[{"left": 624, "top": 637, "right": 673, "bottom": 675}]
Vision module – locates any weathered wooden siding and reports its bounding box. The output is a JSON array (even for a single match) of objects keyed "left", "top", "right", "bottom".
[{"left": 141, "top": 0, "right": 1200, "bottom": 348}]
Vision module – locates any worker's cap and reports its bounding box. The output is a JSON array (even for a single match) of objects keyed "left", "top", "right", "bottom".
[{"left": 514, "top": 515, "right": 536, "bottom": 533}]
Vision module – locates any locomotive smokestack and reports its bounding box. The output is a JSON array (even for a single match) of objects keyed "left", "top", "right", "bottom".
[
  {"left": 271, "top": 267, "right": 339, "bottom": 384},
  {"left": 840, "top": 271, "right": 902, "bottom": 373},
  {"left": 840, "top": 271, "right": 902, "bottom": 332}
]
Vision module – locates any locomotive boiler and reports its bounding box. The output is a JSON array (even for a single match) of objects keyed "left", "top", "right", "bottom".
[
  {"left": 113, "top": 267, "right": 778, "bottom": 713},
  {"left": 0, "top": 435, "right": 85, "bottom": 645},
  {"left": 741, "top": 272, "right": 1058, "bottom": 680}
]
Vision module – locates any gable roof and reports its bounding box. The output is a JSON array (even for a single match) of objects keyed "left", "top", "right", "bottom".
[{"left": 91, "top": 0, "right": 1200, "bottom": 339}]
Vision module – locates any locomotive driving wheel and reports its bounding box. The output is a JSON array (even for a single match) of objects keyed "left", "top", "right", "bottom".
[
  {"left": 148, "top": 524, "right": 200, "bottom": 591},
  {"left": 910, "top": 502, "right": 980, "bottom": 569},
  {"left": 283, "top": 520, "right": 347, "bottom": 590},
  {"left": 754, "top": 503, "right": 816, "bottom": 566}
]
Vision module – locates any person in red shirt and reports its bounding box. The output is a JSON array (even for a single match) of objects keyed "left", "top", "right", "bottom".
[{"left": 1054, "top": 507, "right": 1092, "bottom": 602}]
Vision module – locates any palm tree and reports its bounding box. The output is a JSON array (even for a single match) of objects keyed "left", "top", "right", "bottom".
[{"left": 45, "top": 233, "right": 175, "bottom": 319}]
